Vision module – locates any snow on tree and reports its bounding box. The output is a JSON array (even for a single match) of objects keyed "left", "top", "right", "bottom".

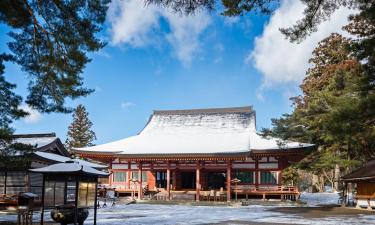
[{"left": 65, "top": 105, "right": 96, "bottom": 150}]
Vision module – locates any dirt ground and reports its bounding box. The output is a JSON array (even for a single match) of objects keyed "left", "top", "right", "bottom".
[
  {"left": 270, "top": 205, "right": 375, "bottom": 218},
  {"left": 208, "top": 206, "right": 375, "bottom": 225}
]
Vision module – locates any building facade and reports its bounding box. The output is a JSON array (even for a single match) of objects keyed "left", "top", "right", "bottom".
[{"left": 73, "top": 106, "right": 313, "bottom": 201}]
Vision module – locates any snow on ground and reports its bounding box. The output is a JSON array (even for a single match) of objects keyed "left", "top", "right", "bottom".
[
  {"left": 3, "top": 203, "right": 374, "bottom": 225},
  {"left": 300, "top": 192, "right": 341, "bottom": 206},
  {"left": 88, "top": 204, "right": 375, "bottom": 225}
]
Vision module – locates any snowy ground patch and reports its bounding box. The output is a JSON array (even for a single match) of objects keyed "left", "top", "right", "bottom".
[
  {"left": 1, "top": 203, "right": 374, "bottom": 225},
  {"left": 299, "top": 192, "right": 341, "bottom": 206}
]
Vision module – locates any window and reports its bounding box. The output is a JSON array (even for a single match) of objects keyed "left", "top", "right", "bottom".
[
  {"left": 233, "top": 171, "right": 254, "bottom": 184},
  {"left": 142, "top": 171, "right": 148, "bottom": 182},
  {"left": 131, "top": 171, "right": 148, "bottom": 182},
  {"left": 132, "top": 171, "right": 138, "bottom": 180},
  {"left": 113, "top": 172, "right": 127, "bottom": 182},
  {"left": 260, "top": 171, "right": 277, "bottom": 184}
]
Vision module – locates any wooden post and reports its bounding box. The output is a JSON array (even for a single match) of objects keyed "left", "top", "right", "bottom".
[
  {"left": 127, "top": 161, "right": 131, "bottom": 189},
  {"left": 167, "top": 162, "right": 171, "bottom": 200},
  {"left": 40, "top": 175, "right": 45, "bottom": 225},
  {"left": 196, "top": 161, "right": 200, "bottom": 202},
  {"left": 255, "top": 157, "right": 259, "bottom": 190},
  {"left": 74, "top": 177, "right": 79, "bottom": 225},
  {"left": 109, "top": 161, "right": 113, "bottom": 187},
  {"left": 25, "top": 172, "right": 30, "bottom": 192},
  {"left": 138, "top": 162, "right": 142, "bottom": 200},
  {"left": 4, "top": 171, "right": 7, "bottom": 194},
  {"left": 226, "top": 161, "right": 231, "bottom": 202},
  {"left": 63, "top": 178, "right": 68, "bottom": 204},
  {"left": 94, "top": 182, "right": 98, "bottom": 225},
  {"left": 172, "top": 170, "right": 177, "bottom": 190}
]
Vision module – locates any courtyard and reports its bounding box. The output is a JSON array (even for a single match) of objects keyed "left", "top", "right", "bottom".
[{"left": 1, "top": 201, "right": 375, "bottom": 225}]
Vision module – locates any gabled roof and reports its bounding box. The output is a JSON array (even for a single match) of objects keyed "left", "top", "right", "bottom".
[
  {"left": 34, "top": 151, "right": 107, "bottom": 169},
  {"left": 13, "top": 133, "right": 69, "bottom": 156},
  {"left": 342, "top": 160, "right": 375, "bottom": 181},
  {"left": 73, "top": 106, "right": 313, "bottom": 157},
  {"left": 30, "top": 161, "right": 109, "bottom": 177}
]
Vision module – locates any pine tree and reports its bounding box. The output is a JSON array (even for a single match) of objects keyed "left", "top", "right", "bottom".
[
  {"left": 65, "top": 105, "right": 96, "bottom": 150},
  {"left": 262, "top": 33, "right": 372, "bottom": 192}
]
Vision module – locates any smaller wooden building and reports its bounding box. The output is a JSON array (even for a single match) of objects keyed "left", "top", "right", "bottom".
[
  {"left": 0, "top": 133, "right": 106, "bottom": 209},
  {"left": 342, "top": 159, "right": 375, "bottom": 210}
]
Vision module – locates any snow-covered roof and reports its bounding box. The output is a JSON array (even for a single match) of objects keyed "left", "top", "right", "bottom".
[
  {"left": 12, "top": 133, "right": 70, "bottom": 156},
  {"left": 30, "top": 161, "right": 109, "bottom": 177},
  {"left": 14, "top": 136, "right": 58, "bottom": 148},
  {"left": 73, "top": 106, "right": 313, "bottom": 156},
  {"left": 34, "top": 151, "right": 107, "bottom": 169}
]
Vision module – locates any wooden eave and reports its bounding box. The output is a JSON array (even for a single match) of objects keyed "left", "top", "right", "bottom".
[
  {"left": 250, "top": 148, "right": 307, "bottom": 155},
  {"left": 113, "top": 152, "right": 249, "bottom": 161}
]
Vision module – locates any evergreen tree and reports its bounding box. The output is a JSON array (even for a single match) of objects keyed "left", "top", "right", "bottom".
[
  {"left": 0, "top": 1, "right": 109, "bottom": 165},
  {"left": 0, "top": 54, "right": 34, "bottom": 169},
  {"left": 262, "top": 33, "right": 373, "bottom": 191},
  {"left": 65, "top": 105, "right": 96, "bottom": 149},
  {"left": 0, "top": 0, "right": 110, "bottom": 114}
]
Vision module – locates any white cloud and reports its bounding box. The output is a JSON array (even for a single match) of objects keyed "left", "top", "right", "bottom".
[
  {"left": 19, "top": 104, "right": 42, "bottom": 124},
  {"left": 108, "top": 0, "right": 160, "bottom": 47},
  {"left": 121, "top": 101, "right": 135, "bottom": 110},
  {"left": 164, "top": 11, "right": 211, "bottom": 66},
  {"left": 107, "top": 0, "right": 211, "bottom": 65},
  {"left": 249, "top": 0, "right": 354, "bottom": 86}
]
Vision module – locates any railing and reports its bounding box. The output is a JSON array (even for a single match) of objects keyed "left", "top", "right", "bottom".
[{"left": 233, "top": 185, "right": 299, "bottom": 193}]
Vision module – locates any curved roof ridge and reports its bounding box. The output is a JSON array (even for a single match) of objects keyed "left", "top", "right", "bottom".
[{"left": 153, "top": 106, "right": 253, "bottom": 115}]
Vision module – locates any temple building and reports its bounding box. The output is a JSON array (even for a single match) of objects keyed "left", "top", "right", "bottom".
[{"left": 73, "top": 106, "right": 313, "bottom": 201}]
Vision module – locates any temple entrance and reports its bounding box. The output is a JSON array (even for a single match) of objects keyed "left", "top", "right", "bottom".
[
  {"left": 181, "top": 172, "right": 196, "bottom": 189},
  {"left": 156, "top": 171, "right": 167, "bottom": 188},
  {"left": 207, "top": 172, "right": 226, "bottom": 189}
]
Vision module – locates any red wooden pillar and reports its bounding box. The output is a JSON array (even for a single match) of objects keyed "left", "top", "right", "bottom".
[
  {"left": 167, "top": 161, "right": 171, "bottom": 200},
  {"left": 138, "top": 162, "right": 142, "bottom": 200},
  {"left": 196, "top": 161, "right": 200, "bottom": 202},
  {"left": 172, "top": 170, "right": 177, "bottom": 190},
  {"left": 127, "top": 161, "right": 131, "bottom": 189},
  {"left": 226, "top": 161, "right": 231, "bottom": 202},
  {"left": 109, "top": 160, "right": 113, "bottom": 187},
  {"left": 255, "top": 157, "right": 259, "bottom": 189}
]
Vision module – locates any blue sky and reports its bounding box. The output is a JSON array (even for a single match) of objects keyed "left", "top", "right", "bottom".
[{"left": 0, "top": 0, "right": 353, "bottom": 144}]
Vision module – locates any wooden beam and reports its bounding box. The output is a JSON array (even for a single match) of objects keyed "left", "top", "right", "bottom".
[
  {"left": 196, "top": 161, "right": 200, "bottom": 202},
  {"left": 167, "top": 161, "right": 171, "bottom": 200},
  {"left": 40, "top": 175, "right": 45, "bottom": 225},
  {"left": 74, "top": 177, "right": 79, "bottom": 225},
  {"left": 255, "top": 157, "right": 259, "bottom": 189},
  {"left": 94, "top": 182, "right": 98, "bottom": 225},
  {"left": 138, "top": 162, "right": 142, "bottom": 200},
  {"left": 226, "top": 161, "right": 231, "bottom": 202},
  {"left": 127, "top": 161, "right": 131, "bottom": 189}
]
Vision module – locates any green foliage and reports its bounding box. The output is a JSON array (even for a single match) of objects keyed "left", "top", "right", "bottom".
[
  {"left": 281, "top": 166, "right": 299, "bottom": 186},
  {"left": 0, "top": 0, "right": 109, "bottom": 168},
  {"left": 0, "top": 0, "right": 110, "bottom": 115},
  {"left": 263, "top": 30, "right": 375, "bottom": 189},
  {"left": 0, "top": 54, "right": 34, "bottom": 169},
  {"left": 0, "top": 54, "right": 28, "bottom": 128},
  {"left": 65, "top": 104, "right": 96, "bottom": 149}
]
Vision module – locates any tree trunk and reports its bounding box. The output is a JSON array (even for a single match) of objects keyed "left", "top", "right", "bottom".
[{"left": 334, "top": 164, "right": 340, "bottom": 192}]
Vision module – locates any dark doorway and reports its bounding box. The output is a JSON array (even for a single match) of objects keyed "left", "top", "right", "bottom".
[
  {"left": 207, "top": 172, "right": 226, "bottom": 189},
  {"left": 181, "top": 172, "right": 196, "bottom": 189},
  {"left": 156, "top": 171, "right": 167, "bottom": 188}
]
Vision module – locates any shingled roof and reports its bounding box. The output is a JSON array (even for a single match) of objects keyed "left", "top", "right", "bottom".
[
  {"left": 73, "top": 106, "right": 312, "bottom": 157},
  {"left": 13, "top": 133, "right": 69, "bottom": 156},
  {"left": 342, "top": 159, "right": 375, "bottom": 181}
]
